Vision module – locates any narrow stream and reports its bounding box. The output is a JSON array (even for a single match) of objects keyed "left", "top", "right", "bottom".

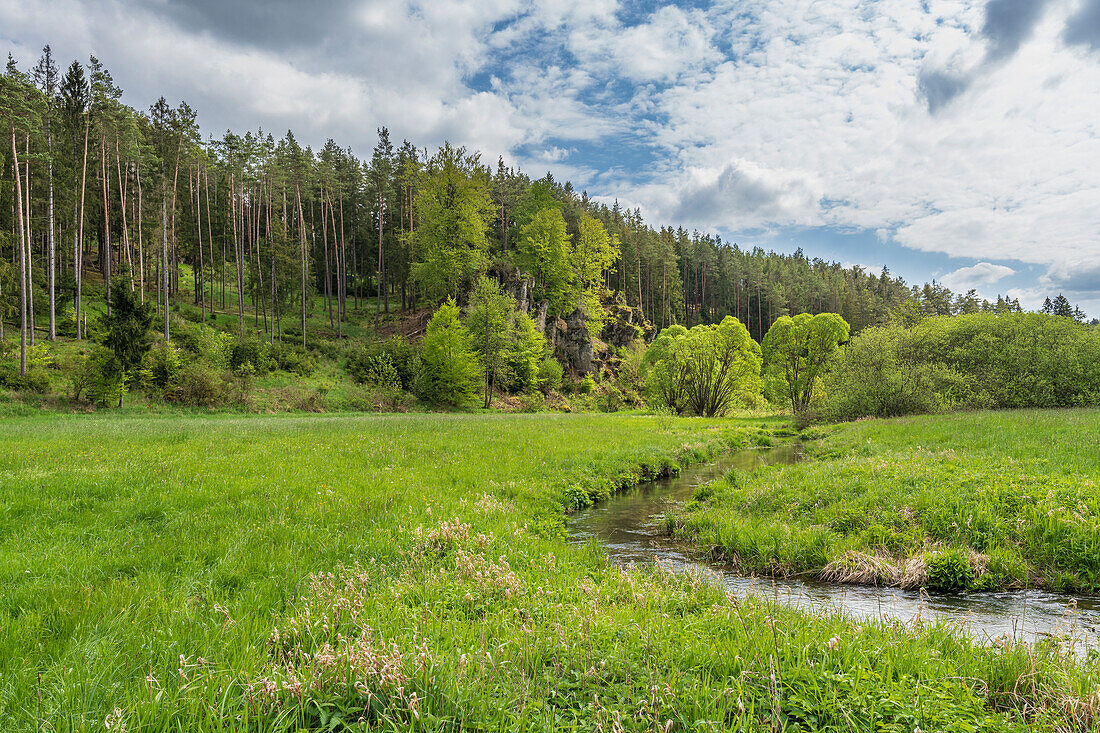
[{"left": 570, "top": 446, "right": 1100, "bottom": 653}]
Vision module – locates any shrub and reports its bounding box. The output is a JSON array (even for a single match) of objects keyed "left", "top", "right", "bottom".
[
  {"left": 537, "top": 356, "right": 563, "bottom": 394},
  {"left": 579, "top": 374, "right": 596, "bottom": 394},
  {"left": 170, "top": 362, "right": 226, "bottom": 407},
  {"left": 927, "top": 549, "right": 974, "bottom": 592},
  {"left": 597, "top": 383, "right": 625, "bottom": 412},
  {"left": 821, "top": 313, "right": 1100, "bottom": 421},
  {"left": 345, "top": 337, "right": 419, "bottom": 390},
  {"left": 230, "top": 338, "right": 272, "bottom": 375},
  {"left": 140, "top": 343, "right": 183, "bottom": 390},
  {"left": 0, "top": 363, "right": 50, "bottom": 393},
  {"left": 269, "top": 342, "right": 317, "bottom": 376}
]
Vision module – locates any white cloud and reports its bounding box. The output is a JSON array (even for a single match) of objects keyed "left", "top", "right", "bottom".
[{"left": 939, "top": 262, "right": 1016, "bottom": 292}]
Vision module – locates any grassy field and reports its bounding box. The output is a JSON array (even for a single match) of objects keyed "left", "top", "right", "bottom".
[
  {"left": 2, "top": 412, "right": 1097, "bottom": 731},
  {"left": 672, "top": 409, "right": 1100, "bottom": 593}
]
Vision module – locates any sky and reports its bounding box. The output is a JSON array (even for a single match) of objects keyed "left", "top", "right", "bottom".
[{"left": 3, "top": 0, "right": 1099, "bottom": 314}]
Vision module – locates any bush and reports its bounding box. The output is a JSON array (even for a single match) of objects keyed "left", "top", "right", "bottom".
[
  {"left": 0, "top": 363, "right": 50, "bottom": 393},
  {"left": 229, "top": 338, "right": 272, "bottom": 375},
  {"left": 140, "top": 343, "right": 183, "bottom": 391},
  {"left": 927, "top": 549, "right": 975, "bottom": 592},
  {"left": 821, "top": 313, "right": 1100, "bottom": 421},
  {"left": 169, "top": 362, "right": 227, "bottom": 407},
  {"left": 269, "top": 342, "right": 317, "bottom": 376},
  {"left": 345, "top": 337, "right": 419, "bottom": 390},
  {"left": 597, "top": 383, "right": 625, "bottom": 412},
  {"left": 537, "top": 357, "right": 563, "bottom": 394},
  {"left": 579, "top": 374, "right": 596, "bottom": 395}
]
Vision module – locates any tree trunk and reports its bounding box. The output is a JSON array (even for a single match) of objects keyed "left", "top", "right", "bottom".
[
  {"left": 12, "top": 127, "right": 28, "bottom": 377},
  {"left": 162, "top": 195, "right": 170, "bottom": 342},
  {"left": 76, "top": 118, "right": 89, "bottom": 339},
  {"left": 46, "top": 111, "right": 56, "bottom": 340}
]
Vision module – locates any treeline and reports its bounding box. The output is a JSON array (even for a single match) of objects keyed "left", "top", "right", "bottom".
[{"left": 1, "top": 47, "right": 1093, "bottom": 386}]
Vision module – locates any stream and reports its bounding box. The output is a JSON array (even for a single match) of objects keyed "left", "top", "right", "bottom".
[{"left": 569, "top": 445, "right": 1100, "bottom": 653}]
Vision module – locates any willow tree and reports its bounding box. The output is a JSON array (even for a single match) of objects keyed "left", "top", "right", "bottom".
[{"left": 762, "top": 312, "right": 850, "bottom": 415}]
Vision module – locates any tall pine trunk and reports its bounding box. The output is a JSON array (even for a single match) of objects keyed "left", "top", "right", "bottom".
[{"left": 12, "top": 127, "right": 29, "bottom": 376}]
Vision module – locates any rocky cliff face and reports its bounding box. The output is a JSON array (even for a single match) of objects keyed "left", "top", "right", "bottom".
[{"left": 542, "top": 296, "right": 652, "bottom": 376}]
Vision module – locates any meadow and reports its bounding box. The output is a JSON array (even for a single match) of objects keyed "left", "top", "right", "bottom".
[
  {"left": 673, "top": 409, "right": 1100, "bottom": 593},
  {"left": 2, "top": 411, "right": 1098, "bottom": 731}
]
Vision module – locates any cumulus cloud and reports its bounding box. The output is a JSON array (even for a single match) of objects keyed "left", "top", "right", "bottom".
[
  {"left": 2, "top": 0, "right": 1098, "bottom": 314},
  {"left": 939, "top": 262, "right": 1016, "bottom": 292}
]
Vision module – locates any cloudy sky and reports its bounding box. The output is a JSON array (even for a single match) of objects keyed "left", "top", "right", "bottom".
[{"left": 3, "top": 0, "right": 1099, "bottom": 313}]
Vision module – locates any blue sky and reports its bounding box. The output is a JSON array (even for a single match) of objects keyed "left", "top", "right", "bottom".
[{"left": 3, "top": 0, "right": 1099, "bottom": 313}]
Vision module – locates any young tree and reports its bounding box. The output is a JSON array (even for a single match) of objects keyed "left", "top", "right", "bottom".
[
  {"left": 416, "top": 298, "right": 479, "bottom": 407},
  {"left": 465, "top": 276, "right": 517, "bottom": 408},
  {"left": 762, "top": 312, "right": 850, "bottom": 415},
  {"left": 99, "top": 276, "right": 155, "bottom": 407},
  {"left": 642, "top": 324, "right": 691, "bottom": 413}
]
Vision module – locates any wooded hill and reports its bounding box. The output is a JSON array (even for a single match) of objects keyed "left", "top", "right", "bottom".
[{"left": 1, "top": 48, "right": 1091, "bottom": 375}]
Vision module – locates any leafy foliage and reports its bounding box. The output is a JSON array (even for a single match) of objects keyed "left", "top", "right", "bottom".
[
  {"left": 762, "top": 312, "right": 850, "bottom": 414},
  {"left": 644, "top": 318, "right": 762, "bottom": 416},
  {"left": 415, "top": 299, "right": 479, "bottom": 407}
]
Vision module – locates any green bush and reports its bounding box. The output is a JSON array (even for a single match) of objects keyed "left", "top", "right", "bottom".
[
  {"left": 822, "top": 313, "right": 1100, "bottom": 421},
  {"left": 140, "top": 343, "right": 183, "bottom": 390},
  {"left": 169, "top": 362, "right": 227, "bottom": 407},
  {"left": 0, "top": 363, "right": 50, "bottom": 393},
  {"left": 927, "top": 549, "right": 974, "bottom": 592},
  {"left": 579, "top": 374, "right": 596, "bottom": 395},
  {"left": 537, "top": 356, "right": 563, "bottom": 394},
  {"left": 229, "top": 338, "right": 272, "bottom": 375},
  {"left": 269, "top": 342, "right": 316, "bottom": 376},
  {"left": 345, "top": 337, "right": 419, "bottom": 390}
]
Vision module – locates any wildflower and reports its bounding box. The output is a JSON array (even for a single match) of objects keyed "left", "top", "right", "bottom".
[{"left": 826, "top": 636, "right": 840, "bottom": 650}]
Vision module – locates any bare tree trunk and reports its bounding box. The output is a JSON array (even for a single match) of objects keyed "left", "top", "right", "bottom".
[
  {"left": 136, "top": 164, "right": 144, "bottom": 302},
  {"left": 296, "top": 183, "right": 307, "bottom": 348},
  {"left": 12, "top": 127, "right": 28, "bottom": 376},
  {"left": 162, "top": 195, "right": 170, "bottom": 342},
  {"left": 232, "top": 178, "right": 244, "bottom": 335},
  {"left": 115, "top": 140, "right": 133, "bottom": 290},
  {"left": 321, "top": 184, "right": 332, "bottom": 328},
  {"left": 204, "top": 167, "right": 215, "bottom": 316},
  {"left": 47, "top": 112, "right": 56, "bottom": 340},
  {"left": 76, "top": 118, "right": 89, "bottom": 339},
  {"left": 25, "top": 136, "right": 34, "bottom": 346},
  {"left": 100, "top": 134, "right": 112, "bottom": 315}
]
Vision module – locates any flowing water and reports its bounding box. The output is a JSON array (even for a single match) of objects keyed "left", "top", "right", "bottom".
[{"left": 569, "top": 445, "right": 1100, "bottom": 653}]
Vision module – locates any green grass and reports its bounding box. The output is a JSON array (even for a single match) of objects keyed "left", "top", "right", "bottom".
[
  {"left": 1, "top": 412, "right": 1096, "bottom": 731},
  {"left": 673, "top": 408, "right": 1100, "bottom": 593}
]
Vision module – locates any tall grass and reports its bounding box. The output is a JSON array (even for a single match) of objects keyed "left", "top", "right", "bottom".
[
  {"left": 0, "top": 411, "right": 1095, "bottom": 730},
  {"left": 674, "top": 408, "right": 1100, "bottom": 593}
]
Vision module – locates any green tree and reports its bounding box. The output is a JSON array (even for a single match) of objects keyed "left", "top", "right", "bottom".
[
  {"left": 504, "top": 311, "right": 546, "bottom": 394},
  {"left": 642, "top": 324, "right": 690, "bottom": 413},
  {"left": 466, "top": 277, "right": 517, "bottom": 408},
  {"left": 572, "top": 212, "right": 620, "bottom": 332},
  {"left": 516, "top": 207, "right": 575, "bottom": 314},
  {"left": 410, "top": 143, "right": 494, "bottom": 302},
  {"left": 680, "top": 316, "right": 762, "bottom": 416},
  {"left": 99, "top": 276, "right": 155, "bottom": 407},
  {"left": 416, "top": 298, "right": 479, "bottom": 407},
  {"left": 762, "top": 312, "right": 850, "bottom": 415}
]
